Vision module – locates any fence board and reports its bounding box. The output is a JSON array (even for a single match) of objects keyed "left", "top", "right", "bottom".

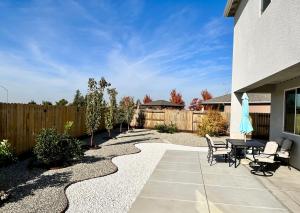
[
  {"left": 250, "top": 113, "right": 270, "bottom": 139},
  {"left": 140, "top": 109, "right": 270, "bottom": 138},
  {"left": 0, "top": 103, "right": 88, "bottom": 155}
]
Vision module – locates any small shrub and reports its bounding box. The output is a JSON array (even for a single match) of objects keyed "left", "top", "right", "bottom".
[
  {"left": 167, "top": 124, "right": 178, "bottom": 134},
  {"left": 155, "top": 124, "right": 178, "bottom": 134},
  {"left": 198, "top": 110, "right": 228, "bottom": 136},
  {"left": 34, "top": 124, "right": 83, "bottom": 167},
  {"left": 0, "top": 139, "right": 16, "bottom": 167}
]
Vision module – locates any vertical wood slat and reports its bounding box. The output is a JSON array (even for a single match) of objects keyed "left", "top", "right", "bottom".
[
  {"left": 141, "top": 110, "right": 270, "bottom": 138},
  {"left": 0, "top": 103, "right": 88, "bottom": 155},
  {"left": 250, "top": 113, "right": 270, "bottom": 139}
]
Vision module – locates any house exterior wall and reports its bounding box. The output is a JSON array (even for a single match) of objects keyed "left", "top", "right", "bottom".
[
  {"left": 219, "top": 105, "right": 270, "bottom": 113},
  {"left": 232, "top": 0, "right": 300, "bottom": 91},
  {"left": 230, "top": 0, "right": 300, "bottom": 139},
  {"left": 270, "top": 77, "right": 300, "bottom": 169}
]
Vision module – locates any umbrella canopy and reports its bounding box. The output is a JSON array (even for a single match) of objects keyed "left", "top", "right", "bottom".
[{"left": 240, "top": 93, "right": 253, "bottom": 137}]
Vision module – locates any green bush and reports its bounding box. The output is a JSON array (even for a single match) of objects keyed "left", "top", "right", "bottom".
[
  {"left": 198, "top": 110, "right": 228, "bottom": 136},
  {"left": 155, "top": 124, "right": 178, "bottom": 134},
  {"left": 34, "top": 124, "right": 83, "bottom": 166},
  {"left": 0, "top": 139, "right": 16, "bottom": 167}
]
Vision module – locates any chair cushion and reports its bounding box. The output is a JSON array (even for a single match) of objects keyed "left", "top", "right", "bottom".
[
  {"left": 263, "top": 141, "right": 278, "bottom": 155},
  {"left": 256, "top": 156, "right": 275, "bottom": 163},
  {"left": 281, "top": 139, "right": 293, "bottom": 152},
  {"left": 214, "top": 148, "right": 231, "bottom": 155},
  {"left": 277, "top": 151, "right": 289, "bottom": 158},
  {"left": 275, "top": 137, "right": 285, "bottom": 147}
]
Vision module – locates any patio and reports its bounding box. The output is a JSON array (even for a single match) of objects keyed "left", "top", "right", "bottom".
[{"left": 129, "top": 149, "right": 299, "bottom": 213}]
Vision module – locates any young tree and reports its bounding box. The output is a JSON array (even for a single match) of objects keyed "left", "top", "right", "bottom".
[
  {"left": 170, "top": 89, "right": 185, "bottom": 105},
  {"left": 28, "top": 100, "right": 36, "bottom": 105},
  {"left": 201, "top": 89, "right": 213, "bottom": 101},
  {"left": 201, "top": 89, "right": 213, "bottom": 110},
  {"left": 189, "top": 98, "right": 201, "bottom": 111},
  {"left": 116, "top": 105, "right": 126, "bottom": 133},
  {"left": 105, "top": 88, "right": 118, "bottom": 137},
  {"left": 143, "top": 95, "right": 152, "bottom": 104},
  {"left": 56, "top": 99, "right": 68, "bottom": 106},
  {"left": 42, "top": 101, "right": 52, "bottom": 106},
  {"left": 119, "top": 96, "right": 135, "bottom": 131},
  {"left": 72, "top": 89, "right": 85, "bottom": 107},
  {"left": 85, "top": 78, "right": 102, "bottom": 147}
]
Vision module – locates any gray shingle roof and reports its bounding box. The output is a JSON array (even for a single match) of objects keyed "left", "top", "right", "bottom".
[
  {"left": 202, "top": 93, "right": 271, "bottom": 104},
  {"left": 141, "top": 100, "right": 184, "bottom": 107}
]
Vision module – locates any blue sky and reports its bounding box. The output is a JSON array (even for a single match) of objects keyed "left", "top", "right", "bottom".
[{"left": 0, "top": 0, "right": 233, "bottom": 104}]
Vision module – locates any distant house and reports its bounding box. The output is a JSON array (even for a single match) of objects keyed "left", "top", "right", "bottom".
[
  {"left": 140, "top": 100, "right": 184, "bottom": 110},
  {"left": 202, "top": 93, "right": 271, "bottom": 113}
]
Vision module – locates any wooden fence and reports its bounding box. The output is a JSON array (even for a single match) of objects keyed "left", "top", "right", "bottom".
[
  {"left": 142, "top": 109, "right": 225, "bottom": 132},
  {"left": 0, "top": 103, "right": 87, "bottom": 155},
  {"left": 250, "top": 113, "right": 270, "bottom": 139},
  {"left": 141, "top": 109, "right": 270, "bottom": 138},
  {"left": 0, "top": 104, "right": 271, "bottom": 155}
]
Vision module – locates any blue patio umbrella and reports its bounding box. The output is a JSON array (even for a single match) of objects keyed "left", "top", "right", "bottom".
[{"left": 240, "top": 93, "right": 253, "bottom": 142}]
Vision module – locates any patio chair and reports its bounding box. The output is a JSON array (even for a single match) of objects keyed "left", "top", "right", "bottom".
[
  {"left": 205, "top": 134, "right": 231, "bottom": 166},
  {"left": 247, "top": 141, "right": 279, "bottom": 176},
  {"left": 276, "top": 138, "right": 293, "bottom": 169},
  {"left": 205, "top": 134, "right": 227, "bottom": 147}
]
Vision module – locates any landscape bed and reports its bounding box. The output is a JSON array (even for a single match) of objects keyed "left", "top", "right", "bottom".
[{"left": 0, "top": 129, "right": 215, "bottom": 213}]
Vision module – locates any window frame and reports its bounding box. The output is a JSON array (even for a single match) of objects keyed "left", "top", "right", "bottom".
[
  {"left": 283, "top": 87, "right": 300, "bottom": 135},
  {"left": 261, "top": 0, "right": 271, "bottom": 14}
]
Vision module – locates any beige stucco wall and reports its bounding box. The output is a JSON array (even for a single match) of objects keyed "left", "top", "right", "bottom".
[
  {"left": 225, "top": 105, "right": 270, "bottom": 113},
  {"left": 230, "top": 0, "right": 300, "bottom": 139},
  {"left": 270, "top": 77, "right": 300, "bottom": 169},
  {"left": 232, "top": 0, "right": 300, "bottom": 91}
]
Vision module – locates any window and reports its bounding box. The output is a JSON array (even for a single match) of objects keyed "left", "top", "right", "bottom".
[
  {"left": 261, "top": 0, "right": 271, "bottom": 14},
  {"left": 284, "top": 88, "right": 300, "bottom": 134}
]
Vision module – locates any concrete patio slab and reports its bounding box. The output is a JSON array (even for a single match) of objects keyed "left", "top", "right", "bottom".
[
  {"left": 209, "top": 203, "right": 289, "bottom": 213},
  {"left": 139, "top": 180, "right": 206, "bottom": 202},
  {"left": 130, "top": 197, "right": 209, "bottom": 213},
  {"left": 163, "top": 150, "right": 200, "bottom": 157},
  {"left": 156, "top": 161, "right": 201, "bottom": 173},
  {"left": 149, "top": 169, "right": 203, "bottom": 184},
  {"left": 129, "top": 150, "right": 295, "bottom": 213},
  {"left": 160, "top": 155, "right": 200, "bottom": 163},
  {"left": 201, "top": 164, "right": 250, "bottom": 176},
  {"left": 205, "top": 185, "right": 285, "bottom": 209},
  {"left": 203, "top": 173, "right": 264, "bottom": 189}
]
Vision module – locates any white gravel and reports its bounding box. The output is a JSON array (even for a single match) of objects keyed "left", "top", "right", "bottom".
[{"left": 66, "top": 142, "right": 207, "bottom": 213}]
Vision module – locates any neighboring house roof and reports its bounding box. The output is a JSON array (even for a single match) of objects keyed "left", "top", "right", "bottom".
[
  {"left": 202, "top": 93, "right": 271, "bottom": 104},
  {"left": 141, "top": 100, "right": 184, "bottom": 107},
  {"left": 224, "top": 0, "right": 241, "bottom": 17}
]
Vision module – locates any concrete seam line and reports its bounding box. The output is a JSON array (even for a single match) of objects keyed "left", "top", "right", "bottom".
[
  {"left": 198, "top": 152, "right": 211, "bottom": 213},
  {"left": 139, "top": 195, "right": 207, "bottom": 203},
  {"left": 210, "top": 202, "right": 288, "bottom": 210}
]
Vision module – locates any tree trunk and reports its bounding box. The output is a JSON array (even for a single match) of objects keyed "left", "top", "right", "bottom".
[
  {"left": 90, "top": 132, "right": 94, "bottom": 147},
  {"left": 128, "top": 123, "right": 130, "bottom": 131},
  {"left": 120, "top": 123, "right": 122, "bottom": 133},
  {"left": 108, "top": 129, "right": 111, "bottom": 137}
]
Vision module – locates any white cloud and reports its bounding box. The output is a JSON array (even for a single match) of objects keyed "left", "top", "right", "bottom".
[{"left": 0, "top": 1, "right": 232, "bottom": 105}]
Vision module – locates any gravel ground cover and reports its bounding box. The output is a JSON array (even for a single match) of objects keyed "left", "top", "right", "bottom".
[
  {"left": 0, "top": 129, "right": 161, "bottom": 213},
  {"left": 66, "top": 143, "right": 207, "bottom": 213},
  {"left": 0, "top": 129, "right": 209, "bottom": 213},
  {"left": 152, "top": 130, "right": 228, "bottom": 147}
]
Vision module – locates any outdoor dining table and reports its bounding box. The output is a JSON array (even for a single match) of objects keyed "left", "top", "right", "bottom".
[{"left": 226, "top": 139, "right": 266, "bottom": 168}]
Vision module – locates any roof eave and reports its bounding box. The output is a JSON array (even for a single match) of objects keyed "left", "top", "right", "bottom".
[{"left": 224, "top": 0, "right": 240, "bottom": 17}]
